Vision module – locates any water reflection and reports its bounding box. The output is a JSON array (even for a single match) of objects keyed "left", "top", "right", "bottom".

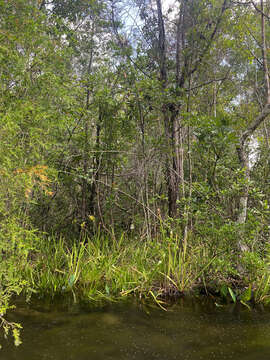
[{"left": 1, "top": 298, "right": 270, "bottom": 360}]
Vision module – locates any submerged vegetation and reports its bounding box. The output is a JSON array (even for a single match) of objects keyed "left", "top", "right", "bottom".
[{"left": 2, "top": 0, "right": 270, "bottom": 347}]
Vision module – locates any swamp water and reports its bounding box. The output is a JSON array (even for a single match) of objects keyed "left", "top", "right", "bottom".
[{"left": 1, "top": 298, "right": 270, "bottom": 360}]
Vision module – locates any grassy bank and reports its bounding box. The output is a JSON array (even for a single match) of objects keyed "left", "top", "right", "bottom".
[
  {"left": 2, "top": 228, "right": 270, "bottom": 347},
  {"left": 21, "top": 231, "right": 270, "bottom": 308}
]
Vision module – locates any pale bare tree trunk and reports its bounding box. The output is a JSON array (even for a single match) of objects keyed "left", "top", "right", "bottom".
[
  {"left": 237, "top": 0, "right": 270, "bottom": 226},
  {"left": 236, "top": 146, "right": 250, "bottom": 227},
  {"left": 213, "top": 82, "right": 217, "bottom": 118}
]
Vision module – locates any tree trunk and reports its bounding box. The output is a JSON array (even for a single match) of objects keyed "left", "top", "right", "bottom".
[
  {"left": 236, "top": 0, "right": 270, "bottom": 225},
  {"left": 156, "top": 0, "right": 181, "bottom": 218},
  {"left": 81, "top": 31, "right": 94, "bottom": 222},
  {"left": 236, "top": 144, "right": 250, "bottom": 225}
]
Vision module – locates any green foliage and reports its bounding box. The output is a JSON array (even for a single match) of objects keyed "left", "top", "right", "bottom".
[
  {"left": 2, "top": 0, "right": 270, "bottom": 348},
  {"left": 0, "top": 214, "right": 38, "bottom": 347},
  {"left": 228, "top": 287, "right": 236, "bottom": 303},
  {"left": 24, "top": 232, "right": 216, "bottom": 303}
]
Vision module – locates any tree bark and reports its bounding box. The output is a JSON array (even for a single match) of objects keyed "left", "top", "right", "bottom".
[
  {"left": 236, "top": 0, "right": 270, "bottom": 225},
  {"left": 156, "top": 0, "right": 180, "bottom": 218},
  {"left": 81, "top": 30, "right": 94, "bottom": 222},
  {"left": 156, "top": 0, "right": 228, "bottom": 218}
]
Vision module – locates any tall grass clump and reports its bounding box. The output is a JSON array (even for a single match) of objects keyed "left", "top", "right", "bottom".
[
  {"left": 250, "top": 246, "right": 270, "bottom": 305},
  {"left": 23, "top": 215, "right": 270, "bottom": 307},
  {"left": 25, "top": 230, "right": 220, "bottom": 305},
  {"left": 25, "top": 236, "right": 86, "bottom": 299}
]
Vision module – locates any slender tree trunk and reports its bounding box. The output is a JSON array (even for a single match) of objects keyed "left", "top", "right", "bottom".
[
  {"left": 88, "top": 115, "right": 101, "bottom": 215},
  {"left": 157, "top": 0, "right": 228, "bottom": 219},
  {"left": 156, "top": 0, "right": 180, "bottom": 218},
  {"left": 236, "top": 145, "right": 250, "bottom": 226},
  {"left": 81, "top": 31, "right": 94, "bottom": 222},
  {"left": 137, "top": 97, "right": 151, "bottom": 238},
  {"left": 237, "top": 0, "right": 270, "bottom": 225},
  {"left": 183, "top": 75, "right": 193, "bottom": 242},
  {"left": 213, "top": 82, "right": 217, "bottom": 118},
  {"left": 261, "top": 0, "right": 270, "bottom": 104}
]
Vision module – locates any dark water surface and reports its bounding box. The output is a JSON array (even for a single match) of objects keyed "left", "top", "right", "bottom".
[{"left": 1, "top": 298, "right": 270, "bottom": 360}]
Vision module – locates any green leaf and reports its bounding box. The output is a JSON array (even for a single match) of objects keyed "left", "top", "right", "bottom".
[
  {"left": 220, "top": 284, "right": 228, "bottom": 298},
  {"left": 68, "top": 274, "right": 75, "bottom": 287},
  {"left": 105, "top": 284, "right": 110, "bottom": 295},
  {"left": 240, "top": 285, "right": 252, "bottom": 302},
  {"left": 240, "top": 300, "right": 251, "bottom": 311},
  {"left": 228, "top": 287, "right": 236, "bottom": 303}
]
